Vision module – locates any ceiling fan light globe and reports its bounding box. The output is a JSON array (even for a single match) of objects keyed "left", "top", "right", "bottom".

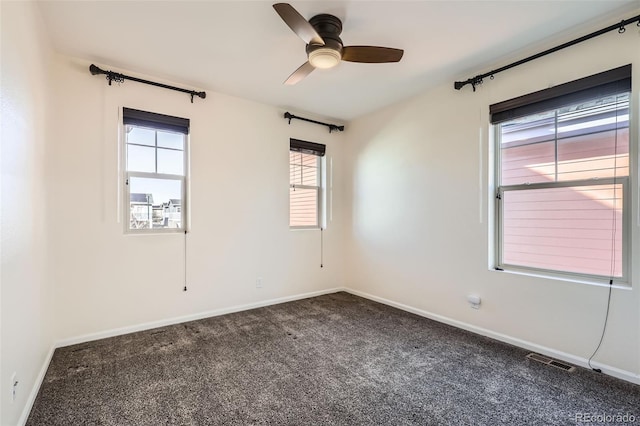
[{"left": 309, "top": 48, "right": 341, "bottom": 69}]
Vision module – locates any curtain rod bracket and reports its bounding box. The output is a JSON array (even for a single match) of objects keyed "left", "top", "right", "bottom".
[
  {"left": 283, "top": 112, "right": 344, "bottom": 133},
  {"left": 105, "top": 71, "right": 124, "bottom": 86},
  {"left": 454, "top": 14, "right": 640, "bottom": 92},
  {"left": 89, "top": 64, "right": 206, "bottom": 102}
]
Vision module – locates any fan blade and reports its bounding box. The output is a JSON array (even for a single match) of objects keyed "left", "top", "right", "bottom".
[
  {"left": 341, "top": 46, "right": 404, "bottom": 63},
  {"left": 273, "top": 3, "right": 324, "bottom": 46},
  {"left": 284, "top": 62, "right": 315, "bottom": 85}
]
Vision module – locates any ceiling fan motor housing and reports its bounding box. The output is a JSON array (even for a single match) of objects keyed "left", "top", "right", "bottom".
[
  {"left": 309, "top": 14, "right": 343, "bottom": 36},
  {"left": 306, "top": 13, "right": 344, "bottom": 58}
]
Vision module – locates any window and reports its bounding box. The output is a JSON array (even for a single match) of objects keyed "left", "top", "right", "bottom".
[
  {"left": 493, "top": 65, "right": 631, "bottom": 282},
  {"left": 123, "top": 108, "right": 189, "bottom": 233},
  {"left": 289, "top": 138, "right": 325, "bottom": 228}
]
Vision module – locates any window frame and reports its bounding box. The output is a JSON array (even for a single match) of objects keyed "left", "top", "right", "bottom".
[
  {"left": 493, "top": 108, "right": 630, "bottom": 283},
  {"left": 289, "top": 150, "right": 323, "bottom": 230},
  {"left": 491, "top": 66, "right": 632, "bottom": 284},
  {"left": 122, "top": 113, "right": 188, "bottom": 235}
]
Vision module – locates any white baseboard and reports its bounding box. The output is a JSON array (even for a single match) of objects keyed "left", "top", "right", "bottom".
[
  {"left": 343, "top": 287, "right": 640, "bottom": 385},
  {"left": 18, "top": 345, "right": 55, "bottom": 426},
  {"left": 56, "top": 287, "right": 344, "bottom": 348}
]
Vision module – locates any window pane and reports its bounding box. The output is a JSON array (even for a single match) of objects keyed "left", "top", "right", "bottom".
[
  {"left": 290, "top": 165, "right": 302, "bottom": 185},
  {"left": 127, "top": 145, "right": 155, "bottom": 173},
  {"left": 127, "top": 126, "right": 155, "bottom": 146},
  {"left": 501, "top": 141, "right": 555, "bottom": 185},
  {"left": 557, "top": 128, "right": 629, "bottom": 181},
  {"left": 500, "top": 111, "right": 555, "bottom": 146},
  {"left": 500, "top": 94, "right": 629, "bottom": 186},
  {"left": 290, "top": 187, "right": 318, "bottom": 227},
  {"left": 157, "top": 131, "right": 184, "bottom": 150},
  {"left": 301, "top": 153, "right": 318, "bottom": 167},
  {"left": 502, "top": 184, "right": 623, "bottom": 277},
  {"left": 300, "top": 166, "right": 318, "bottom": 186},
  {"left": 290, "top": 151, "right": 301, "bottom": 185},
  {"left": 157, "top": 148, "right": 184, "bottom": 175},
  {"left": 290, "top": 151, "right": 318, "bottom": 186},
  {"left": 129, "top": 176, "right": 182, "bottom": 229},
  {"left": 556, "top": 94, "right": 629, "bottom": 140}
]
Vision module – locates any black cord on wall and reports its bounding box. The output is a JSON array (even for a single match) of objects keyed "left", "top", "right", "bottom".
[
  {"left": 586, "top": 94, "right": 622, "bottom": 373},
  {"left": 183, "top": 230, "right": 188, "bottom": 292},
  {"left": 320, "top": 228, "right": 324, "bottom": 268}
]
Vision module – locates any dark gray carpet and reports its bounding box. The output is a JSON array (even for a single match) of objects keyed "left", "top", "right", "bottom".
[{"left": 27, "top": 292, "right": 640, "bottom": 425}]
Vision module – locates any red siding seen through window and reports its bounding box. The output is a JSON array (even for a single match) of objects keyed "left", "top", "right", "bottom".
[
  {"left": 289, "top": 151, "right": 320, "bottom": 228},
  {"left": 499, "top": 93, "right": 628, "bottom": 278}
]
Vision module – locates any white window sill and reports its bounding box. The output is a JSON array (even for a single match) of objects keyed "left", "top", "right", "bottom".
[
  {"left": 491, "top": 266, "right": 631, "bottom": 290},
  {"left": 125, "top": 229, "right": 186, "bottom": 236}
]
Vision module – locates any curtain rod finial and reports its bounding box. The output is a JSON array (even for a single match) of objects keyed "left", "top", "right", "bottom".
[
  {"left": 454, "top": 81, "right": 466, "bottom": 90},
  {"left": 89, "top": 64, "right": 101, "bottom": 75}
]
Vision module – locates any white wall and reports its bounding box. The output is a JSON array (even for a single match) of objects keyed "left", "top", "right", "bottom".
[
  {"left": 47, "top": 55, "right": 346, "bottom": 342},
  {"left": 344, "top": 15, "right": 640, "bottom": 379},
  {"left": 0, "top": 2, "right": 55, "bottom": 425},
  {"left": 2, "top": 4, "right": 639, "bottom": 423}
]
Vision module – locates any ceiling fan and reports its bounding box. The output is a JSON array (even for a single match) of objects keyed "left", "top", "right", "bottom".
[{"left": 273, "top": 3, "right": 404, "bottom": 85}]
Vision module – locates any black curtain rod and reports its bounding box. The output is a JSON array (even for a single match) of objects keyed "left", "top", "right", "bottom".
[
  {"left": 454, "top": 14, "right": 640, "bottom": 92},
  {"left": 89, "top": 64, "right": 206, "bottom": 103},
  {"left": 284, "top": 112, "right": 344, "bottom": 133}
]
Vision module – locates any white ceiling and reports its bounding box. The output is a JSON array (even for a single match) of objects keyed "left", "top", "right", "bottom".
[{"left": 37, "top": 1, "right": 639, "bottom": 121}]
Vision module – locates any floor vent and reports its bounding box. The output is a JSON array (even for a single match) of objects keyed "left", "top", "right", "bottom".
[{"left": 526, "top": 353, "right": 575, "bottom": 372}]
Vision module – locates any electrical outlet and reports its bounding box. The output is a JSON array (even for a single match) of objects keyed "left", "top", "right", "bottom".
[
  {"left": 10, "top": 372, "right": 18, "bottom": 403},
  {"left": 256, "top": 277, "right": 263, "bottom": 288}
]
